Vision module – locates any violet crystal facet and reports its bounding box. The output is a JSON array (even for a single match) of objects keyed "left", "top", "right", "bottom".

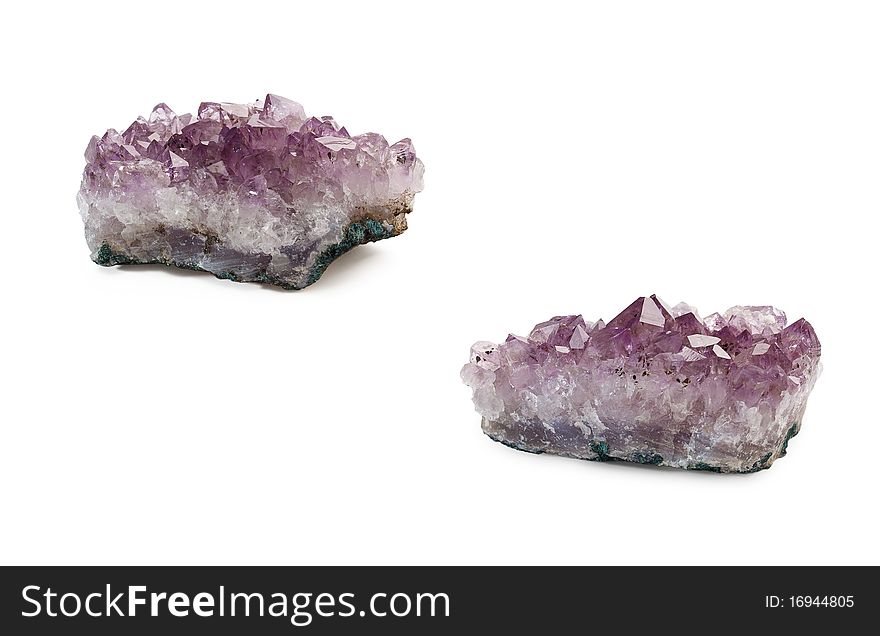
[
  {"left": 77, "top": 95, "right": 425, "bottom": 289},
  {"left": 461, "top": 296, "right": 821, "bottom": 473}
]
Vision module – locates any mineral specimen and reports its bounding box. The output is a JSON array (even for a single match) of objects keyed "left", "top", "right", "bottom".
[
  {"left": 77, "top": 95, "right": 425, "bottom": 289},
  {"left": 461, "top": 296, "right": 821, "bottom": 473}
]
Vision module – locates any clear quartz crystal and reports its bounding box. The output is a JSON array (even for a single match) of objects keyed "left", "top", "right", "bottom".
[
  {"left": 77, "top": 95, "right": 425, "bottom": 289},
  {"left": 461, "top": 295, "right": 821, "bottom": 473}
]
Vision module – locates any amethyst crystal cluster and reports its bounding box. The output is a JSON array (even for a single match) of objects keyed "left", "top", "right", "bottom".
[
  {"left": 461, "top": 296, "right": 821, "bottom": 473},
  {"left": 77, "top": 95, "right": 424, "bottom": 288}
]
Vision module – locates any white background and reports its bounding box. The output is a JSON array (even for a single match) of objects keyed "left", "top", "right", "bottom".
[{"left": 1, "top": 1, "right": 878, "bottom": 565}]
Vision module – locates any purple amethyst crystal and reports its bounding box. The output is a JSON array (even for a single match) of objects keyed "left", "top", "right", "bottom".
[
  {"left": 461, "top": 296, "right": 821, "bottom": 473},
  {"left": 77, "top": 95, "right": 425, "bottom": 289}
]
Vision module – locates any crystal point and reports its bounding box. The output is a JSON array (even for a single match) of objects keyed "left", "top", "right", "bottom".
[{"left": 461, "top": 296, "right": 821, "bottom": 473}]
